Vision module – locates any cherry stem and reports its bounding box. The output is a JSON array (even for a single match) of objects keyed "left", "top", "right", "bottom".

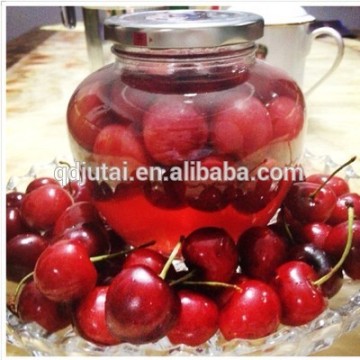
[
  {"left": 58, "top": 160, "right": 72, "bottom": 168},
  {"left": 159, "top": 240, "right": 182, "bottom": 280},
  {"left": 90, "top": 240, "right": 156, "bottom": 263},
  {"left": 309, "top": 156, "right": 357, "bottom": 199},
  {"left": 313, "top": 205, "right": 354, "bottom": 287},
  {"left": 14, "top": 271, "right": 34, "bottom": 314},
  {"left": 169, "top": 270, "right": 197, "bottom": 286},
  {"left": 181, "top": 280, "right": 241, "bottom": 292}
]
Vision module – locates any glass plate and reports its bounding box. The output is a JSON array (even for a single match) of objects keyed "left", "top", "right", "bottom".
[{"left": 6, "top": 151, "right": 360, "bottom": 356}]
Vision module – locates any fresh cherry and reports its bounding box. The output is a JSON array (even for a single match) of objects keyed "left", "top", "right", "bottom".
[
  {"left": 306, "top": 174, "right": 350, "bottom": 197},
  {"left": 105, "top": 265, "right": 180, "bottom": 344},
  {"left": 7, "top": 233, "right": 49, "bottom": 282},
  {"left": 293, "top": 222, "right": 332, "bottom": 250},
  {"left": 64, "top": 177, "right": 96, "bottom": 203},
  {"left": 143, "top": 96, "right": 208, "bottom": 165},
  {"left": 182, "top": 227, "right": 238, "bottom": 283},
  {"left": 6, "top": 207, "right": 32, "bottom": 241},
  {"left": 21, "top": 184, "right": 73, "bottom": 231},
  {"left": 327, "top": 193, "right": 360, "bottom": 225},
  {"left": 167, "top": 289, "right": 219, "bottom": 346},
  {"left": 73, "top": 286, "right": 120, "bottom": 346},
  {"left": 272, "top": 261, "right": 327, "bottom": 326},
  {"left": 34, "top": 240, "right": 97, "bottom": 302},
  {"left": 237, "top": 226, "right": 288, "bottom": 282},
  {"left": 219, "top": 279, "right": 281, "bottom": 340},
  {"left": 17, "top": 281, "right": 71, "bottom": 333},
  {"left": 6, "top": 191, "right": 25, "bottom": 208},
  {"left": 25, "top": 177, "right": 60, "bottom": 193}
]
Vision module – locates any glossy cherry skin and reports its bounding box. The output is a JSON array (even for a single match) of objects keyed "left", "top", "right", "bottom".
[
  {"left": 294, "top": 222, "right": 332, "bottom": 250},
  {"left": 51, "top": 222, "right": 110, "bottom": 257},
  {"left": 219, "top": 279, "right": 281, "bottom": 340},
  {"left": 7, "top": 233, "right": 49, "bottom": 282},
  {"left": 182, "top": 227, "right": 238, "bottom": 283},
  {"left": 73, "top": 286, "right": 120, "bottom": 346},
  {"left": 143, "top": 96, "right": 208, "bottom": 165},
  {"left": 272, "top": 261, "right": 327, "bottom": 326},
  {"left": 52, "top": 201, "right": 102, "bottom": 237},
  {"left": 6, "top": 191, "right": 25, "bottom": 208},
  {"left": 284, "top": 182, "right": 337, "bottom": 223},
  {"left": 64, "top": 178, "right": 96, "bottom": 203},
  {"left": 266, "top": 95, "right": 304, "bottom": 140},
  {"left": 34, "top": 240, "right": 97, "bottom": 302},
  {"left": 237, "top": 226, "right": 288, "bottom": 282},
  {"left": 6, "top": 207, "right": 32, "bottom": 241},
  {"left": 26, "top": 177, "right": 60, "bottom": 193},
  {"left": 167, "top": 290, "right": 219, "bottom": 346},
  {"left": 327, "top": 193, "right": 360, "bottom": 225},
  {"left": 122, "top": 248, "right": 167, "bottom": 275},
  {"left": 21, "top": 185, "right": 73, "bottom": 231},
  {"left": 17, "top": 281, "right": 71, "bottom": 333},
  {"left": 306, "top": 174, "right": 350, "bottom": 197},
  {"left": 105, "top": 266, "right": 180, "bottom": 344},
  {"left": 323, "top": 220, "right": 360, "bottom": 258},
  {"left": 343, "top": 241, "right": 360, "bottom": 280},
  {"left": 288, "top": 243, "right": 343, "bottom": 298}
]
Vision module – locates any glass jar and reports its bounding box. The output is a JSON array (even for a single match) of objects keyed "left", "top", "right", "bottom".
[{"left": 67, "top": 10, "right": 306, "bottom": 254}]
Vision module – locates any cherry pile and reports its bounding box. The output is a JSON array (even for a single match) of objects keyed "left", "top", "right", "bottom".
[{"left": 6, "top": 164, "right": 360, "bottom": 347}]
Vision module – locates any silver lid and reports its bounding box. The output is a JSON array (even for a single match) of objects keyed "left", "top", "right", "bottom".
[{"left": 104, "top": 10, "right": 264, "bottom": 49}]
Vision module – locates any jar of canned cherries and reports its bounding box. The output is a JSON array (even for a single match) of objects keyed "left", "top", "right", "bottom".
[{"left": 67, "top": 10, "right": 306, "bottom": 253}]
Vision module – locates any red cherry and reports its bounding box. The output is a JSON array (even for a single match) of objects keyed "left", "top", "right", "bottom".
[
  {"left": 323, "top": 220, "right": 360, "bottom": 258},
  {"left": 122, "top": 248, "right": 167, "bottom": 275},
  {"left": 6, "top": 207, "right": 32, "bottom": 241},
  {"left": 105, "top": 266, "right": 180, "bottom": 344},
  {"left": 182, "top": 227, "right": 238, "bottom": 283},
  {"left": 327, "top": 193, "right": 360, "bottom": 225},
  {"left": 294, "top": 222, "right": 332, "bottom": 250},
  {"left": 237, "top": 226, "right": 288, "bottom": 282},
  {"left": 306, "top": 174, "right": 350, "bottom": 197},
  {"left": 52, "top": 222, "right": 110, "bottom": 257},
  {"left": 21, "top": 185, "right": 73, "bottom": 231},
  {"left": 272, "top": 261, "right": 327, "bottom": 326},
  {"left": 219, "top": 279, "right": 281, "bottom": 340},
  {"left": 17, "top": 281, "right": 71, "bottom": 333},
  {"left": 167, "top": 290, "right": 219, "bottom": 346},
  {"left": 52, "top": 201, "right": 102, "bottom": 237},
  {"left": 6, "top": 191, "right": 25, "bottom": 208},
  {"left": 211, "top": 95, "right": 272, "bottom": 158},
  {"left": 73, "top": 286, "right": 120, "bottom": 346},
  {"left": 343, "top": 241, "right": 360, "bottom": 280},
  {"left": 7, "top": 233, "right": 49, "bottom": 282},
  {"left": 143, "top": 96, "right": 209, "bottom": 165},
  {"left": 266, "top": 96, "right": 304, "bottom": 140},
  {"left": 284, "top": 182, "right": 337, "bottom": 223},
  {"left": 93, "top": 124, "right": 148, "bottom": 173},
  {"left": 34, "top": 240, "right": 97, "bottom": 302},
  {"left": 26, "top": 177, "right": 60, "bottom": 193},
  {"left": 64, "top": 177, "right": 96, "bottom": 203}
]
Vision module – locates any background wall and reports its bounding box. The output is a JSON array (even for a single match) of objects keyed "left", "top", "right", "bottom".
[{"left": 6, "top": 5, "right": 360, "bottom": 42}]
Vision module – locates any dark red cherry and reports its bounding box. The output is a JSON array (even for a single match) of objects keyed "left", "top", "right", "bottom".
[
  {"left": 343, "top": 240, "right": 360, "bottom": 280},
  {"left": 327, "top": 193, "right": 360, "bottom": 225},
  {"left": 143, "top": 96, "right": 208, "bottom": 165},
  {"left": 26, "top": 177, "right": 60, "bottom": 193},
  {"left": 323, "top": 220, "right": 360, "bottom": 258},
  {"left": 182, "top": 227, "right": 238, "bottom": 283},
  {"left": 105, "top": 266, "right": 180, "bottom": 344},
  {"left": 7, "top": 233, "right": 49, "bottom": 282},
  {"left": 266, "top": 95, "right": 304, "bottom": 140},
  {"left": 293, "top": 222, "right": 332, "bottom": 250},
  {"left": 167, "top": 290, "right": 219, "bottom": 346},
  {"left": 64, "top": 177, "right": 96, "bottom": 203},
  {"left": 17, "top": 281, "right": 71, "bottom": 333},
  {"left": 21, "top": 185, "right": 73, "bottom": 231},
  {"left": 6, "top": 207, "right": 32, "bottom": 242},
  {"left": 73, "top": 286, "right": 120, "bottom": 346},
  {"left": 6, "top": 191, "right": 25, "bottom": 208},
  {"left": 272, "top": 261, "right": 327, "bottom": 326},
  {"left": 284, "top": 182, "right": 337, "bottom": 223},
  {"left": 122, "top": 248, "right": 167, "bottom": 275},
  {"left": 237, "top": 226, "right": 288, "bottom": 282},
  {"left": 219, "top": 279, "right": 281, "bottom": 340},
  {"left": 306, "top": 174, "right": 350, "bottom": 197},
  {"left": 211, "top": 95, "right": 272, "bottom": 158},
  {"left": 34, "top": 240, "right": 97, "bottom": 302},
  {"left": 288, "top": 243, "right": 343, "bottom": 298}
]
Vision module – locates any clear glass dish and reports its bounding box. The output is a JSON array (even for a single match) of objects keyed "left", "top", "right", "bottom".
[{"left": 6, "top": 151, "right": 360, "bottom": 356}]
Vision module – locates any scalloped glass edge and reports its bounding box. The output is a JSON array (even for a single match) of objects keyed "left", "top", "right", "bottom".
[{"left": 5, "top": 150, "right": 360, "bottom": 356}]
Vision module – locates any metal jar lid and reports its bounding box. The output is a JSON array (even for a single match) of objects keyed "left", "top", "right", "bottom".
[{"left": 104, "top": 10, "right": 264, "bottom": 49}]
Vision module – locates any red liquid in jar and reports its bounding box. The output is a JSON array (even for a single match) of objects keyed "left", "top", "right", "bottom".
[{"left": 67, "top": 61, "right": 306, "bottom": 254}]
